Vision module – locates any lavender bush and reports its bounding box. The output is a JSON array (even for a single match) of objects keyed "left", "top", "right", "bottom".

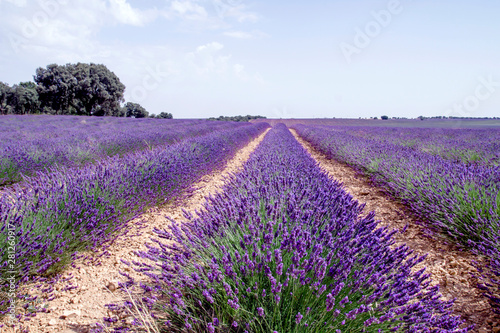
[
  {"left": 293, "top": 124, "right": 500, "bottom": 315},
  {"left": 0, "top": 115, "right": 245, "bottom": 186},
  {"left": 122, "top": 124, "right": 468, "bottom": 332},
  {"left": 330, "top": 126, "right": 500, "bottom": 165},
  {"left": 0, "top": 122, "right": 269, "bottom": 312}
]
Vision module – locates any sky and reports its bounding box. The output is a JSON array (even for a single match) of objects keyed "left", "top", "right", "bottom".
[{"left": 1, "top": 0, "right": 500, "bottom": 119}]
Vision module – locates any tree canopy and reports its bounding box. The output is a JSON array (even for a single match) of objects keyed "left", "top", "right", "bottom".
[
  {"left": 155, "top": 112, "right": 173, "bottom": 119},
  {"left": 0, "top": 82, "right": 12, "bottom": 115},
  {"left": 208, "top": 115, "right": 266, "bottom": 122},
  {"left": 1, "top": 62, "right": 168, "bottom": 118},
  {"left": 123, "top": 102, "right": 149, "bottom": 118},
  {"left": 34, "top": 63, "right": 125, "bottom": 116},
  {"left": 0, "top": 81, "right": 39, "bottom": 115}
]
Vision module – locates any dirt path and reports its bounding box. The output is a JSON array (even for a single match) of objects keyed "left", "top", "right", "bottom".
[
  {"left": 5, "top": 128, "right": 270, "bottom": 333},
  {"left": 290, "top": 129, "right": 500, "bottom": 332}
]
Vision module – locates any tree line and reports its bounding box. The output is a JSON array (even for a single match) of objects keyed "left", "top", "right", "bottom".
[
  {"left": 208, "top": 115, "right": 267, "bottom": 122},
  {"left": 0, "top": 63, "right": 172, "bottom": 119}
]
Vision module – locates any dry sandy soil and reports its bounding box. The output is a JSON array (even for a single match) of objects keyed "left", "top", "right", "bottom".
[
  {"left": 291, "top": 129, "right": 500, "bottom": 332},
  {"left": 2, "top": 129, "right": 269, "bottom": 333},
  {"left": 4, "top": 126, "right": 499, "bottom": 332}
]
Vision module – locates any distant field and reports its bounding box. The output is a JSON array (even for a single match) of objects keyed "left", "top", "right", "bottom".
[
  {"left": 0, "top": 115, "right": 269, "bottom": 315},
  {"left": 0, "top": 115, "right": 249, "bottom": 186},
  {"left": 3, "top": 116, "right": 499, "bottom": 331},
  {"left": 253, "top": 117, "right": 500, "bottom": 128}
]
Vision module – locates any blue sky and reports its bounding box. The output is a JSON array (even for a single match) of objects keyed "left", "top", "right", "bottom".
[{"left": 1, "top": 0, "right": 499, "bottom": 118}]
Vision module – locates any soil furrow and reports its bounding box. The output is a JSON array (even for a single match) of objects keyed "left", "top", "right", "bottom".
[
  {"left": 5, "top": 128, "right": 270, "bottom": 333},
  {"left": 290, "top": 128, "right": 500, "bottom": 332}
]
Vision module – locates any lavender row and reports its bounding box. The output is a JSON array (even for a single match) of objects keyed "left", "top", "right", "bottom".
[
  {"left": 324, "top": 126, "right": 500, "bottom": 165},
  {"left": 293, "top": 124, "right": 500, "bottom": 314},
  {"left": 0, "top": 115, "right": 244, "bottom": 185},
  {"left": 0, "top": 122, "right": 269, "bottom": 306},
  {"left": 117, "top": 124, "right": 468, "bottom": 332}
]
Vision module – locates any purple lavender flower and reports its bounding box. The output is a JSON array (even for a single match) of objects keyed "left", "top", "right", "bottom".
[
  {"left": 276, "top": 263, "right": 283, "bottom": 276},
  {"left": 0, "top": 118, "right": 269, "bottom": 296},
  {"left": 295, "top": 312, "right": 303, "bottom": 324},
  {"left": 202, "top": 289, "right": 214, "bottom": 304},
  {"left": 227, "top": 298, "right": 240, "bottom": 310},
  {"left": 326, "top": 293, "right": 335, "bottom": 311},
  {"left": 115, "top": 124, "right": 470, "bottom": 332}
]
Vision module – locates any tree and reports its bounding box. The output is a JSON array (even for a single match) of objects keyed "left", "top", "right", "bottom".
[
  {"left": 156, "top": 112, "right": 173, "bottom": 119},
  {"left": 34, "top": 63, "right": 125, "bottom": 116},
  {"left": 9, "top": 82, "right": 40, "bottom": 114},
  {"left": 71, "top": 63, "right": 125, "bottom": 116},
  {"left": 381, "top": 115, "right": 389, "bottom": 120},
  {"left": 123, "top": 102, "right": 148, "bottom": 118},
  {"left": 112, "top": 106, "right": 126, "bottom": 117},
  {"left": 0, "top": 82, "right": 13, "bottom": 115},
  {"left": 34, "top": 64, "right": 75, "bottom": 114},
  {"left": 207, "top": 115, "right": 266, "bottom": 122}
]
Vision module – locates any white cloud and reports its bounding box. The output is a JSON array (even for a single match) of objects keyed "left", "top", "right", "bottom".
[
  {"left": 232, "top": 65, "right": 267, "bottom": 84},
  {"left": 186, "top": 41, "right": 231, "bottom": 75},
  {"left": 169, "top": 0, "right": 208, "bottom": 21},
  {"left": 223, "top": 31, "right": 252, "bottom": 39},
  {"left": 196, "top": 41, "right": 224, "bottom": 52},
  {"left": 108, "top": 0, "right": 158, "bottom": 26},
  {"left": 212, "top": 0, "right": 259, "bottom": 23},
  {"left": 3, "top": 0, "right": 27, "bottom": 6},
  {"left": 253, "top": 72, "right": 266, "bottom": 85},
  {"left": 0, "top": 0, "right": 262, "bottom": 81},
  {"left": 234, "top": 11, "right": 258, "bottom": 23},
  {"left": 233, "top": 63, "right": 247, "bottom": 80},
  {"left": 158, "top": 0, "right": 261, "bottom": 31},
  {"left": 180, "top": 42, "right": 263, "bottom": 83},
  {"left": 223, "top": 30, "right": 268, "bottom": 39},
  {"left": 0, "top": 0, "right": 165, "bottom": 55},
  {"left": 0, "top": 0, "right": 266, "bottom": 116},
  {"left": 1, "top": 0, "right": 104, "bottom": 55}
]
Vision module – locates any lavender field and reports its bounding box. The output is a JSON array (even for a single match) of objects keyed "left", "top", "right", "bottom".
[
  {"left": 325, "top": 126, "right": 500, "bottom": 165},
  {"left": 3, "top": 118, "right": 500, "bottom": 332},
  {"left": 293, "top": 124, "right": 500, "bottom": 317},
  {"left": 0, "top": 115, "right": 247, "bottom": 186},
  {"left": 120, "top": 124, "right": 469, "bottom": 332},
  {"left": 4, "top": 0, "right": 500, "bottom": 330},
  {"left": 0, "top": 116, "right": 269, "bottom": 315}
]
